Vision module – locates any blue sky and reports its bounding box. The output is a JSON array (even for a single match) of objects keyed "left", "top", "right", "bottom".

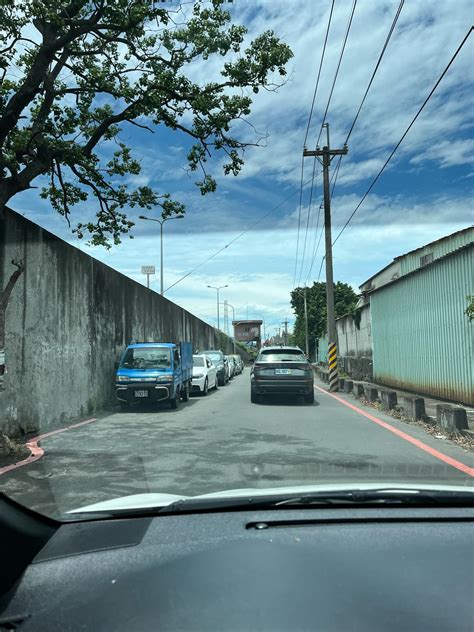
[{"left": 10, "top": 0, "right": 474, "bottom": 338}]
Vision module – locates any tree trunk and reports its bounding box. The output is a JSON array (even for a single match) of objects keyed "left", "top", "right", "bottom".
[{"left": 0, "top": 260, "right": 24, "bottom": 351}]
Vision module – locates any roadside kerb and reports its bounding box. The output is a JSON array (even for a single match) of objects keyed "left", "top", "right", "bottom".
[
  {"left": 363, "top": 385, "right": 378, "bottom": 402},
  {"left": 343, "top": 379, "right": 353, "bottom": 393},
  {"left": 380, "top": 389, "right": 398, "bottom": 411},
  {"left": 401, "top": 395, "right": 426, "bottom": 421},
  {"left": 437, "top": 404, "right": 469, "bottom": 435},
  {"left": 352, "top": 381, "right": 366, "bottom": 397}
]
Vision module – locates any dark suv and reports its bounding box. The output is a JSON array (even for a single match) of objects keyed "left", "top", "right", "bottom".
[
  {"left": 200, "top": 350, "right": 229, "bottom": 386},
  {"left": 250, "top": 346, "right": 314, "bottom": 404}
]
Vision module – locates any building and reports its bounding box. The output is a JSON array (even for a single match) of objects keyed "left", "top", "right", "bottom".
[
  {"left": 318, "top": 226, "right": 473, "bottom": 404},
  {"left": 232, "top": 320, "right": 263, "bottom": 349}
]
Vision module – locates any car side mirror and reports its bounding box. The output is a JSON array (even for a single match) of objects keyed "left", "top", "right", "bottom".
[{"left": 114, "top": 361, "right": 119, "bottom": 370}]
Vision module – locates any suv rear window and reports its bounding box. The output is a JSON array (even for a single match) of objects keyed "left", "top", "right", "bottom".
[{"left": 257, "top": 349, "right": 307, "bottom": 363}]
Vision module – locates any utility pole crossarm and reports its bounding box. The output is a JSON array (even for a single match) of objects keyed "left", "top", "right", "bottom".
[{"left": 303, "top": 147, "right": 348, "bottom": 158}]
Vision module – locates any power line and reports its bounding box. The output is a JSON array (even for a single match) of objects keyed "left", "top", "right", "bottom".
[
  {"left": 329, "top": 0, "right": 405, "bottom": 198},
  {"left": 299, "top": 0, "right": 357, "bottom": 287},
  {"left": 293, "top": 0, "right": 335, "bottom": 288},
  {"left": 332, "top": 25, "right": 473, "bottom": 246},
  {"left": 164, "top": 174, "right": 316, "bottom": 293},
  {"left": 303, "top": 0, "right": 335, "bottom": 148},
  {"left": 315, "top": 0, "right": 358, "bottom": 149},
  {"left": 297, "top": 163, "right": 322, "bottom": 286}
]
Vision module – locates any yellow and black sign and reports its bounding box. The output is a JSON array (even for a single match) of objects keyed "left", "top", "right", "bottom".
[{"left": 328, "top": 342, "right": 338, "bottom": 392}]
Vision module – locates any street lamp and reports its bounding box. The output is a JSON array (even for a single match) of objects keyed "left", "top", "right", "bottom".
[
  {"left": 294, "top": 287, "right": 309, "bottom": 356},
  {"left": 220, "top": 301, "right": 236, "bottom": 354},
  {"left": 139, "top": 214, "right": 184, "bottom": 294},
  {"left": 207, "top": 284, "right": 228, "bottom": 331}
]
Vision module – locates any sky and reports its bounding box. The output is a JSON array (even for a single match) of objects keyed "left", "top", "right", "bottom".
[{"left": 8, "top": 0, "right": 474, "bottom": 339}]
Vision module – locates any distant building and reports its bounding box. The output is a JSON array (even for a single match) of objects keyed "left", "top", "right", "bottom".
[{"left": 233, "top": 320, "right": 263, "bottom": 349}]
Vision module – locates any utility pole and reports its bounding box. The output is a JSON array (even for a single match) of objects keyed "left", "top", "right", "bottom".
[
  {"left": 282, "top": 320, "right": 288, "bottom": 345},
  {"left": 304, "top": 123, "right": 348, "bottom": 391},
  {"left": 294, "top": 287, "right": 309, "bottom": 357}
]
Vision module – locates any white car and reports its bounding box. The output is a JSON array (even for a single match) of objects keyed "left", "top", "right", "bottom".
[
  {"left": 192, "top": 355, "right": 218, "bottom": 395},
  {"left": 226, "top": 355, "right": 235, "bottom": 379}
]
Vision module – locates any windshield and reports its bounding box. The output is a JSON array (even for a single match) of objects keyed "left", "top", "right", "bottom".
[
  {"left": 120, "top": 348, "right": 171, "bottom": 369},
  {"left": 258, "top": 350, "right": 308, "bottom": 363},
  {"left": 1, "top": 0, "right": 473, "bottom": 521}
]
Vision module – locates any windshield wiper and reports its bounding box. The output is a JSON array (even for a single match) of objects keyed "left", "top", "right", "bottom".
[
  {"left": 157, "top": 488, "right": 474, "bottom": 514},
  {"left": 272, "top": 488, "right": 474, "bottom": 508}
]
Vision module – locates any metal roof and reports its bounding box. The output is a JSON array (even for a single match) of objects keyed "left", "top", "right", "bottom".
[{"left": 360, "top": 226, "right": 473, "bottom": 289}]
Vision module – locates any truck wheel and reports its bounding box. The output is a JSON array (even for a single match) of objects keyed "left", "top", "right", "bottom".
[
  {"left": 182, "top": 384, "right": 190, "bottom": 402},
  {"left": 304, "top": 391, "right": 315, "bottom": 404},
  {"left": 170, "top": 391, "right": 179, "bottom": 409},
  {"left": 202, "top": 379, "right": 208, "bottom": 396}
]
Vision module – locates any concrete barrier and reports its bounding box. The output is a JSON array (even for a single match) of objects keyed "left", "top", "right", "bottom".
[
  {"left": 363, "top": 385, "right": 378, "bottom": 402},
  {"left": 343, "top": 379, "right": 353, "bottom": 393},
  {"left": 338, "top": 378, "right": 345, "bottom": 390},
  {"left": 380, "top": 389, "right": 397, "bottom": 410},
  {"left": 401, "top": 396, "right": 425, "bottom": 421},
  {"left": 436, "top": 404, "right": 468, "bottom": 433},
  {"left": 352, "top": 381, "right": 365, "bottom": 397}
]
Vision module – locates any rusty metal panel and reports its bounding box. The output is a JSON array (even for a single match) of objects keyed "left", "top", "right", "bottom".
[
  {"left": 371, "top": 244, "right": 474, "bottom": 405},
  {"left": 400, "top": 227, "right": 474, "bottom": 275}
]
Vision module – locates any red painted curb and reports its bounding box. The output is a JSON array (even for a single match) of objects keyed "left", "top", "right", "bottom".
[
  {"left": 0, "top": 417, "right": 97, "bottom": 476},
  {"left": 315, "top": 385, "right": 474, "bottom": 478}
]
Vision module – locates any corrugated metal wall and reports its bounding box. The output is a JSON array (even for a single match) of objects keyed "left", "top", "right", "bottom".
[
  {"left": 400, "top": 227, "right": 474, "bottom": 275},
  {"left": 317, "top": 334, "right": 328, "bottom": 363},
  {"left": 371, "top": 244, "right": 473, "bottom": 405}
]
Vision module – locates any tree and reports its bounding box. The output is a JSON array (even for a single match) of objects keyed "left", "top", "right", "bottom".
[
  {"left": 290, "top": 282, "right": 358, "bottom": 351},
  {"left": 0, "top": 1, "right": 292, "bottom": 246}
]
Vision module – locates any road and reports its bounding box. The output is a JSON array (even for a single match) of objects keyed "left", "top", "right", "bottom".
[{"left": 1, "top": 370, "right": 472, "bottom": 518}]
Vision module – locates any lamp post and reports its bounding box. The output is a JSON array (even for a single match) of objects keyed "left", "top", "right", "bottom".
[
  {"left": 207, "top": 284, "right": 228, "bottom": 331},
  {"left": 139, "top": 214, "right": 184, "bottom": 294},
  {"left": 220, "top": 301, "right": 236, "bottom": 354}
]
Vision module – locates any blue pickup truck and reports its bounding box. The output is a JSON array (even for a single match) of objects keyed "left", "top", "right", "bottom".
[{"left": 115, "top": 341, "right": 193, "bottom": 410}]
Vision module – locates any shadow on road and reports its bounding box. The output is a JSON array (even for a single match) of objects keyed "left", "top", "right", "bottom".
[
  {"left": 117, "top": 397, "right": 200, "bottom": 414},
  {"left": 253, "top": 395, "right": 320, "bottom": 407}
]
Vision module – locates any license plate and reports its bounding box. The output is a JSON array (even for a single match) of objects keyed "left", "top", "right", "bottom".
[
  {"left": 134, "top": 390, "right": 148, "bottom": 398},
  {"left": 275, "top": 368, "right": 291, "bottom": 375}
]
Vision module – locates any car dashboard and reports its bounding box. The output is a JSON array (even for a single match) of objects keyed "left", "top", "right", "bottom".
[{"left": 1, "top": 504, "right": 473, "bottom": 631}]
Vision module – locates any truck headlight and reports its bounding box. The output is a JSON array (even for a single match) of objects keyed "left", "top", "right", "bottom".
[
  {"left": 156, "top": 376, "right": 172, "bottom": 383},
  {"left": 116, "top": 376, "right": 129, "bottom": 382}
]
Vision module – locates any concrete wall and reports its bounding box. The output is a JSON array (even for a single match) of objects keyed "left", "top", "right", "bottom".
[
  {"left": 317, "top": 305, "right": 373, "bottom": 381},
  {"left": 0, "top": 207, "right": 236, "bottom": 436}
]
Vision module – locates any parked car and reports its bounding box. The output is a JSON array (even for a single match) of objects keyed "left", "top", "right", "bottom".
[
  {"left": 227, "top": 355, "right": 235, "bottom": 379},
  {"left": 229, "top": 354, "right": 243, "bottom": 374},
  {"left": 250, "top": 346, "right": 314, "bottom": 404},
  {"left": 191, "top": 355, "right": 218, "bottom": 396},
  {"left": 199, "top": 350, "right": 229, "bottom": 386}
]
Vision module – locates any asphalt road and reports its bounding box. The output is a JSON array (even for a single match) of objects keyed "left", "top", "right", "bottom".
[{"left": 1, "top": 370, "right": 473, "bottom": 518}]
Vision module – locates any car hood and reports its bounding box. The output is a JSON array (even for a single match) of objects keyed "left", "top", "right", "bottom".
[{"left": 68, "top": 482, "right": 473, "bottom": 514}]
